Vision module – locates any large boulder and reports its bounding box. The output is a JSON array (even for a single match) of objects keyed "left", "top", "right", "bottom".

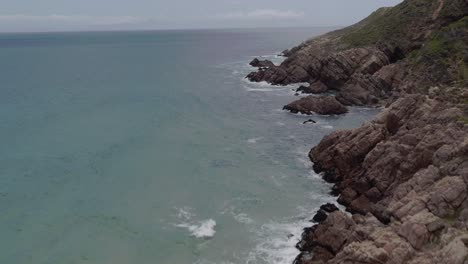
[
  {"left": 283, "top": 96, "right": 348, "bottom": 115},
  {"left": 249, "top": 58, "right": 274, "bottom": 68}
]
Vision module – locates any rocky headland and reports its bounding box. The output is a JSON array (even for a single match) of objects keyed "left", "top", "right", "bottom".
[{"left": 248, "top": 0, "right": 468, "bottom": 263}]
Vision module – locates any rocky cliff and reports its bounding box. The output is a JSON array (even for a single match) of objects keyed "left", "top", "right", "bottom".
[
  {"left": 248, "top": 0, "right": 468, "bottom": 107},
  {"left": 247, "top": 0, "right": 468, "bottom": 263},
  {"left": 299, "top": 95, "right": 468, "bottom": 264}
]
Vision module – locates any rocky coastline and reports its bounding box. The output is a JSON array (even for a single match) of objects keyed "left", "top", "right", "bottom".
[{"left": 248, "top": 0, "right": 468, "bottom": 263}]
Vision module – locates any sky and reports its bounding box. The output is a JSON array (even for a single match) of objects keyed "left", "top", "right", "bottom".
[{"left": 0, "top": 0, "right": 403, "bottom": 32}]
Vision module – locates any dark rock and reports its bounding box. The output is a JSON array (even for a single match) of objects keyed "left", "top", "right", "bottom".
[
  {"left": 303, "top": 119, "right": 317, "bottom": 124},
  {"left": 283, "top": 96, "right": 348, "bottom": 115},
  {"left": 348, "top": 195, "right": 372, "bottom": 215},
  {"left": 309, "top": 246, "right": 334, "bottom": 263},
  {"left": 320, "top": 203, "right": 339, "bottom": 213},
  {"left": 296, "top": 226, "right": 317, "bottom": 251},
  {"left": 371, "top": 204, "right": 391, "bottom": 225},
  {"left": 338, "top": 188, "right": 358, "bottom": 206},
  {"left": 311, "top": 212, "right": 356, "bottom": 254},
  {"left": 365, "top": 187, "right": 383, "bottom": 202},
  {"left": 249, "top": 58, "right": 274, "bottom": 68},
  {"left": 312, "top": 210, "right": 328, "bottom": 223},
  {"left": 386, "top": 112, "right": 401, "bottom": 135}
]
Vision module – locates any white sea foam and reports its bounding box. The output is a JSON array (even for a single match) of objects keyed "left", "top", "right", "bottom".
[
  {"left": 307, "top": 170, "right": 323, "bottom": 180},
  {"left": 177, "top": 219, "right": 217, "bottom": 239},
  {"left": 233, "top": 213, "right": 254, "bottom": 224},
  {"left": 241, "top": 77, "right": 308, "bottom": 95},
  {"left": 247, "top": 137, "right": 264, "bottom": 144},
  {"left": 177, "top": 207, "right": 195, "bottom": 220},
  {"left": 244, "top": 87, "right": 277, "bottom": 92},
  {"left": 294, "top": 147, "right": 312, "bottom": 169},
  {"left": 246, "top": 220, "right": 309, "bottom": 264},
  {"left": 276, "top": 121, "right": 286, "bottom": 126},
  {"left": 175, "top": 207, "right": 216, "bottom": 239}
]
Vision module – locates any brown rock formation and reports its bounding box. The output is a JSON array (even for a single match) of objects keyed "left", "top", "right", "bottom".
[{"left": 283, "top": 96, "right": 348, "bottom": 115}]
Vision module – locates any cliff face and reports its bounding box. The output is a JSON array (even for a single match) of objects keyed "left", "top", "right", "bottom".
[
  {"left": 300, "top": 95, "right": 468, "bottom": 263},
  {"left": 247, "top": 0, "right": 468, "bottom": 263}
]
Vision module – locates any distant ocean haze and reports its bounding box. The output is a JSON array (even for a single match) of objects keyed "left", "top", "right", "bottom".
[{"left": 0, "top": 28, "right": 378, "bottom": 264}]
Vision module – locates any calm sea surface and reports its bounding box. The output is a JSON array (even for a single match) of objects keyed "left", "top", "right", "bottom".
[{"left": 0, "top": 28, "right": 378, "bottom": 264}]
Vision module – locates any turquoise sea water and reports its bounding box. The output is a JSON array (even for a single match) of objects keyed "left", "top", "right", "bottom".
[{"left": 0, "top": 28, "right": 378, "bottom": 264}]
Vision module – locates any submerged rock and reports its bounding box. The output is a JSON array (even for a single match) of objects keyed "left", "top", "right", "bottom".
[{"left": 303, "top": 119, "right": 317, "bottom": 124}]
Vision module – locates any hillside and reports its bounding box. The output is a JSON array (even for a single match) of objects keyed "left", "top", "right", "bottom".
[{"left": 247, "top": 0, "right": 467, "bottom": 111}]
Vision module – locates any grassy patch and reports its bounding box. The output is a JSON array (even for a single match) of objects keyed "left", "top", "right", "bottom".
[
  {"left": 340, "top": 0, "right": 438, "bottom": 47},
  {"left": 458, "top": 116, "right": 468, "bottom": 124}
]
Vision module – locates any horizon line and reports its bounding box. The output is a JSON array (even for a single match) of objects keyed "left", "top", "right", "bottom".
[{"left": 0, "top": 25, "right": 344, "bottom": 35}]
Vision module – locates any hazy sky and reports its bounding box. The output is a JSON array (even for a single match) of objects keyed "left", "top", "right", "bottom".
[{"left": 0, "top": 0, "right": 403, "bottom": 32}]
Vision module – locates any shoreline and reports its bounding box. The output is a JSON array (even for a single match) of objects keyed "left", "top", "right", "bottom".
[{"left": 247, "top": 0, "right": 468, "bottom": 263}]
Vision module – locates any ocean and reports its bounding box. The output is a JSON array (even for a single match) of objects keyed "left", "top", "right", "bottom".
[{"left": 0, "top": 28, "right": 378, "bottom": 264}]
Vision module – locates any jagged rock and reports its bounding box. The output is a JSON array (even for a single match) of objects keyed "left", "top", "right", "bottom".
[{"left": 283, "top": 96, "right": 348, "bottom": 115}]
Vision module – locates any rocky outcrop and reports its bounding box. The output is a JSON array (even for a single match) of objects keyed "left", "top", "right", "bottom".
[
  {"left": 283, "top": 96, "right": 348, "bottom": 115},
  {"left": 246, "top": 44, "right": 408, "bottom": 107},
  {"left": 295, "top": 95, "right": 468, "bottom": 264},
  {"left": 249, "top": 58, "right": 275, "bottom": 68}
]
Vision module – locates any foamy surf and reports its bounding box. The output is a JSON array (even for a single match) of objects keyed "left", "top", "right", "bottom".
[
  {"left": 241, "top": 78, "right": 308, "bottom": 95},
  {"left": 175, "top": 207, "right": 217, "bottom": 239},
  {"left": 247, "top": 137, "right": 264, "bottom": 144},
  {"left": 177, "top": 219, "right": 217, "bottom": 239},
  {"left": 246, "top": 220, "right": 309, "bottom": 264},
  {"left": 233, "top": 213, "right": 254, "bottom": 224}
]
